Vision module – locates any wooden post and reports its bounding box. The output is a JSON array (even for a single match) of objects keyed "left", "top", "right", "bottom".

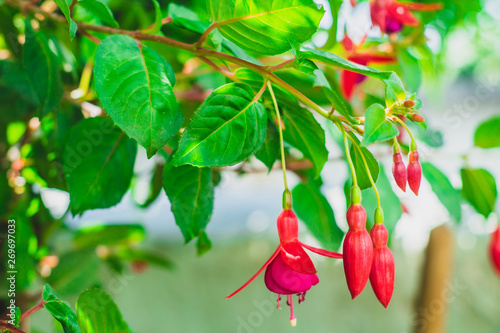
[{"left": 414, "top": 224, "right": 455, "bottom": 333}]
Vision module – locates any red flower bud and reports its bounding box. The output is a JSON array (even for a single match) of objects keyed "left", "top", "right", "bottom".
[
  {"left": 407, "top": 151, "right": 421, "bottom": 195},
  {"left": 411, "top": 114, "right": 425, "bottom": 122},
  {"left": 403, "top": 100, "right": 416, "bottom": 108},
  {"left": 489, "top": 226, "right": 500, "bottom": 276},
  {"left": 343, "top": 204, "right": 373, "bottom": 299},
  {"left": 369, "top": 224, "right": 395, "bottom": 308},
  {"left": 392, "top": 152, "right": 407, "bottom": 192}
]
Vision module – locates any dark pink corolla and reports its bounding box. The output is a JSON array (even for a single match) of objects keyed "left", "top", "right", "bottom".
[{"left": 226, "top": 209, "right": 342, "bottom": 326}]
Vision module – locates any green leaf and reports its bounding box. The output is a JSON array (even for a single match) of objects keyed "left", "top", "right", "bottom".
[
  {"left": 397, "top": 47, "right": 422, "bottom": 93},
  {"left": 362, "top": 166, "right": 401, "bottom": 236},
  {"left": 173, "top": 83, "right": 267, "bottom": 167},
  {"left": 94, "top": 35, "right": 181, "bottom": 158},
  {"left": 362, "top": 103, "right": 399, "bottom": 146},
  {"left": 255, "top": 121, "right": 280, "bottom": 172},
  {"left": 42, "top": 284, "right": 81, "bottom": 333},
  {"left": 7, "top": 121, "right": 26, "bottom": 145},
  {"left": 116, "top": 248, "right": 174, "bottom": 269},
  {"left": 63, "top": 117, "right": 137, "bottom": 215},
  {"left": 461, "top": 168, "right": 497, "bottom": 218},
  {"left": 474, "top": 117, "right": 500, "bottom": 148},
  {"left": 23, "top": 20, "right": 63, "bottom": 115},
  {"left": 292, "top": 178, "right": 344, "bottom": 250},
  {"left": 136, "top": 163, "right": 165, "bottom": 208},
  {"left": 78, "top": 0, "right": 119, "bottom": 28},
  {"left": 350, "top": 139, "right": 379, "bottom": 190},
  {"left": 46, "top": 250, "right": 100, "bottom": 296},
  {"left": 422, "top": 162, "right": 462, "bottom": 222},
  {"left": 77, "top": 289, "right": 130, "bottom": 333},
  {"left": 0, "top": 61, "right": 40, "bottom": 108},
  {"left": 53, "top": 0, "right": 78, "bottom": 39},
  {"left": 163, "top": 164, "right": 214, "bottom": 243},
  {"left": 143, "top": 0, "right": 162, "bottom": 33},
  {"left": 300, "top": 47, "right": 393, "bottom": 80},
  {"left": 208, "top": 0, "right": 324, "bottom": 55},
  {"left": 384, "top": 73, "right": 406, "bottom": 107},
  {"left": 196, "top": 230, "right": 212, "bottom": 256},
  {"left": 283, "top": 107, "right": 328, "bottom": 178},
  {"left": 168, "top": 3, "right": 209, "bottom": 33},
  {"left": 74, "top": 224, "right": 146, "bottom": 248}
]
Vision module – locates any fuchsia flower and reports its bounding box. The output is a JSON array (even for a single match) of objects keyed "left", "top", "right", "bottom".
[
  {"left": 340, "top": 37, "right": 395, "bottom": 100},
  {"left": 489, "top": 225, "right": 500, "bottom": 276},
  {"left": 226, "top": 209, "right": 342, "bottom": 326},
  {"left": 370, "top": 223, "right": 395, "bottom": 308},
  {"left": 407, "top": 150, "right": 421, "bottom": 195},
  {"left": 392, "top": 151, "right": 407, "bottom": 192},
  {"left": 370, "top": 0, "right": 443, "bottom": 34}
]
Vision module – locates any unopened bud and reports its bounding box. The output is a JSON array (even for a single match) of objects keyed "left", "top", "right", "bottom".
[
  {"left": 392, "top": 152, "right": 407, "bottom": 192},
  {"left": 407, "top": 151, "right": 421, "bottom": 195},
  {"left": 403, "top": 100, "right": 416, "bottom": 108},
  {"left": 411, "top": 114, "right": 425, "bottom": 122}
]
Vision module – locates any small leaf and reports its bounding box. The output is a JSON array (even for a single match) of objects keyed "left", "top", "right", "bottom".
[
  {"left": 422, "top": 162, "right": 462, "bottom": 222},
  {"left": 77, "top": 289, "right": 131, "bottom": 333},
  {"left": 208, "top": 0, "right": 324, "bottom": 55},
  {"left": 384, "top": 73, "right": 406, "bottom": 107},
  {"left": 292, "top": 177, "right": 344, "bottom": 250},
  {"left": 350, "top": 138, "right": 379, "bottom": 190},
  {"left": 474, "top": 117, "right": 500, "bottom": 148},
  {"left": 143, "top": 0, "right": 162, "bottom": 33},
  {"left": 255, "top": 121, "right": 280, "bottom": 172},
  {"left": 173, "top": 83, "right": 267, "bottom": 167},
  {"left": 282, "top": 107, "right": 328, "bottom": 178},
  {"left": 74, "top": 224, "right": 146, "bottom": 248},
  {"left": 53, "top": 0, "right": 78, "bottom": 39},
  {"left": 362, "top": 103, "right": 399, "bottom": 146},
  {"left": 78, "top": 0, "right": 119, "bottom": 28},
  {"left": 63, "top": 117, "right": 137, "bottom": 215},
  {"left": 136, "top": 163, "right": 164, "bottom": 208},
  {"left": 116, "top": 248, "right": 174, "bottom": 269},
  {"left": 94, "top": 35, "right": 181, "bottom": 158},
  {"left": 42, "top": 284, "right": 81, "bottom": 333},
  {"left": 461, "top": 168, "right": 497, "bottom": 218},
  {"left": 168, "top": 3, "right": 209, "bottom": 33},
  {"left": 23, "top": 20, "right": 63, "bottom": 115},
  {"left": 196, "top": 230, "right": 212, "bottom": 256},
  {"left": 163, "top": 164, "right": 214, "bottom": 243}
]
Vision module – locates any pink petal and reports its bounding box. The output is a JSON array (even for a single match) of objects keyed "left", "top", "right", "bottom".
[{"left": 265, "top": 255, "right": 318, "bottom": 294}]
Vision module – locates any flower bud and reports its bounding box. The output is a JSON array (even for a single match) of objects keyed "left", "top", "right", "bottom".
[
  {"left": 403, "top": 100, "right": 416, "bottom": 108},
  {"left": 343, "top": 204, "right": 373, "bottom": 299},
  {"left": 369, "top": 224, "right": 394, "bottom": 308},
  {"left": 411, "top": 114, "right": 425, "bottom": 122},
  {"left": 392, "top": 152, "right": 407, "bottom": 192},
  {"left": 489, "top": 226, "right": 500, "bottom": 276},
  {"left": 407, "top": 151, "right": 421, "bottom": 195}
]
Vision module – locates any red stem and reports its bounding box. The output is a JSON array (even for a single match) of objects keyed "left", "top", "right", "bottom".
[{"left": 19, "top": 300, "right": 45, "bottom": 323}]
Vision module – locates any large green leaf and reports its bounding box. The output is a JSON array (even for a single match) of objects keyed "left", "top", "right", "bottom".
[
  {"left": 292, "top": 178, "right": 344, "bottom": 250},
  {"left": 350, "top": 138, "right": 379, "bottom": 190},
  {"left": 461, "top": 168, "right": 497, "bottom": 218},
  {"left": 78, "top": 0, "right": 119, "bottom": 28},
  {"left": 63, "top": 117, "right": 137, "bottom": 215},
  {"left": 23, "top": 21, "right": 63, "bottom": 115},
  {"left": 384, "top": 73, "right": 406, "bottom": 107},
  {"left": 53, "top": 0, "right": 78, "bottom": 39},
  {"left": 255, "top": 121, "right": 280, "bottom": 172},
  {"left": 208, "top": 0, "right": 324, "bottom": 55},
  {"left": 42, "top": 284, "right": 81, "bottom": 333},
  {"left": 422, "top": 162, "right": 462, "bottom": 222},
  {"left": 77, "top": 289, "right": 130, "bottom": 333},
  {"left": 474, "top": 117, "right": 500, "bottom": 149},
  {"left": 163, "top": 164, "right": 214, "bottom": 243},
  {"left": 362, "top": 103, "right": 399, "bottom": 146},
  {"left": 397, "top": 47, "right": 422, "bottom": 93},
  {"left": 173, "top": 83, "right": 267, "bottom": 167},
  {"left": 282, "top": 107, "right": 328, "bottom": 178},
  {"left": 94, "top": 35, "right": 181, "bottom": 158}
]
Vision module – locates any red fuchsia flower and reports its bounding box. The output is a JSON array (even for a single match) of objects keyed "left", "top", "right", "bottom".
[
  {"left": 407, "top": 149, "right": 421, "bottom": 195},
  {"left": 343, "top": 196, "right": 374, "bottom": 299},
  {"left": 370, "top": 0, "right": 443, "bottom": 34},
  {"left": 226, "top": 209, "right": 342, "bottom": 326},
  {"left": 369, "top": 221, "right": 395, "bottom": 308},
  {"left": 340, "top": 37, "right": 395, "bottom": 100},
  {"left": 489, "top": 225, "right": 500, "bottom": 276}
]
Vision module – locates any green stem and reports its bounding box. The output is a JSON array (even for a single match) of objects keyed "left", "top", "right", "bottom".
[
  {"left": 350, "top": 137, "right": 381, "bottom": 209},
  {"left": 267, "top": 81, "right": 289, "bottom": 192},
  {"left": 393, "top": 116, "right": 416, "bottom": 147},
  {"left": 337, "top": 122, "right": 357, "bottom": 187}
]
